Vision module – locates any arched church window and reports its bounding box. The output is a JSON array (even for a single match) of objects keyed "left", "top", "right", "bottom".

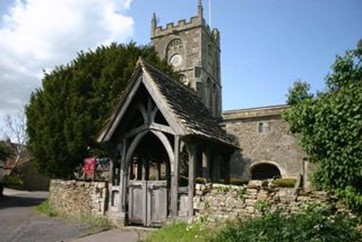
[
  {"left": 212, "top": 83, "right": 217, "bottom": 115},
  {"left": 208, "top": 43, "right": 215, "bottom": 71},
  {"left": 168, "top": 38, "right": 182, "bottom": 49},
  {"left": 196, "top": 81, "right": 203, "bottom": 98},
  {"left": 206, "top": 78, "right": 211, "bottom": 108}
]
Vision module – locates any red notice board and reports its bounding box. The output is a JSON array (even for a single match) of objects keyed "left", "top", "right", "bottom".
[{"left": 84, "top": 157, "right": 96, "bottom": 176}]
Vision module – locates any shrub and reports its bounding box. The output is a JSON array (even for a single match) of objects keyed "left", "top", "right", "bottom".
[
  {"left": 336, "top": 186, "right": 362, "bottom": 213},
  {"left": 230, "top": 177, "right": 247, "bottom": 186},
  {"left": 195, "top": 177, "right": 207, "bottom": 184},
  {"left": 4, "top": 173, "right": 25, "bottom": 190},
  {"left": 211, "top": 204, "right": 360, "bottom": 242},
  {"left": 272, "top": 178, "right": 296, "bottom": 187}
]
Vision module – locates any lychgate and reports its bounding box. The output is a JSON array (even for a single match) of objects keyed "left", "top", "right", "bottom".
[{"left": 97, "top": 58, "right": 236, "bottom": 227}]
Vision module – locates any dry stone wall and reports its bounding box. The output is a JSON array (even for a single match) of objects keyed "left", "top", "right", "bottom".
[
  {"left": 49, "top": 180, "right": 107, "bottom": 217},
  {"left": 193, "top": 181, "right": 337, "bottom": 225}
]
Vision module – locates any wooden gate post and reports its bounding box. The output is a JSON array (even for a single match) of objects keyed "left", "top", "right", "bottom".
[
  {"left": 170, "top": 135, "right": 180, "bottom": 217},
  {"left": 188, "top": 143, "right": 197, "bottom": 217}
]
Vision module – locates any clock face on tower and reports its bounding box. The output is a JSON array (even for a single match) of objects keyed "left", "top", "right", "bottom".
[{"left": 169, "top": 54, "right": 182, "bottom": 67}]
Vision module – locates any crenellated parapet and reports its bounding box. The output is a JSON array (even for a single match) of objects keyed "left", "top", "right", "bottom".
[{"left": 152, "top": 15, "right": 207, "bottom": 38}]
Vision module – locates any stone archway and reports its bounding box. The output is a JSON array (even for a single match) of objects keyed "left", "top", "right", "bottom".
[{"left": 250, "top": 162, "right": 281, "bottom": 180}]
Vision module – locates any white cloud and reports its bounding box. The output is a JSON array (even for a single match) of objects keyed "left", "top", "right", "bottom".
[{"left": 0, "top": 0, "right": 134, "bottom": 121}]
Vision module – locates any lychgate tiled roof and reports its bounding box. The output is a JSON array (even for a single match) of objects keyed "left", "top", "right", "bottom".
[
  {"left": 139, "top": 59, "right": 236, "bottom": 147},
  {"left": 97, "top": 58, "right": 237, "bottom": 148}
]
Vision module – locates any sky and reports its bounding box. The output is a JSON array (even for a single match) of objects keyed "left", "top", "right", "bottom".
[{"left": 0, "top": 0, "right": 361, "bottom": 135}]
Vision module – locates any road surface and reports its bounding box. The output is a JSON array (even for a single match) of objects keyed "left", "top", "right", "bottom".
[{"left": 0, "top": 188, "right": 92, "bottom": 242}]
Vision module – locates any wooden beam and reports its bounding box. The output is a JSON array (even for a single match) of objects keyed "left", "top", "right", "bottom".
[
  {"left": 137, "top": 103, "right": 148, "bottom": 123},
  {"left": 120, "top": 139, "right": 127, "bottom": 212},
  {"left": 150, "top": 106, "right": 159, "bottom": 123},
  {"left": 188, "top": 143, "right": 196, "bottom": 217},
  {"left": 171, "top": 135, "right": 180, "bottom": 217},
  {"left": 142, "top": 71, "right": 186, "bottom": 135},
  {"left": 147, "top": 96, "right": 153, "bottom": 123},
  {"left": 150, "top": 122, "right": 175, "bottom": 135},
  {"left": 121, "top": 124, "right": 148, "bottom": 139},
  {"left": 202, "top": 148, "right": 210, "bottom": 180},
  {"left": 150, "top": 130, "right": 175, "bottom": 172},
  {"left": 102, "top": 75, "right": 143, "bottom": 142},
  {"left": 222, "top": 153, "right": 231, "bottom": 184}
]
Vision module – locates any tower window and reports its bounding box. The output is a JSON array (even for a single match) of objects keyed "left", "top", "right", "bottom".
[
  {"left": 168, "top": 39, "right": 182, "bottom": 48},
  {"left": 194, "top": 67, "right": 201, "bottom": 78},
  {"left": 196, "top": 82, "right": 203, "bottom": 98}
]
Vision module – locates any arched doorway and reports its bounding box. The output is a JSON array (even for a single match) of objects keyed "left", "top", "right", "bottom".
[
  {"left": 251, "top": 163, "right": 281, "bottom": 180},
  {"left": 127, "top": 132, "right": 171, "bottom": 227}
]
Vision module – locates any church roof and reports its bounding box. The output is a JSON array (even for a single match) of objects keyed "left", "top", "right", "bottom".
[{"left": 97, "top": 58, "right": 236, "bottom": 148}]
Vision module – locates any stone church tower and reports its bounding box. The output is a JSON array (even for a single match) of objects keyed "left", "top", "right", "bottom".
[{"left": 151, "top": 0, "right": 222, "bottom": 117}]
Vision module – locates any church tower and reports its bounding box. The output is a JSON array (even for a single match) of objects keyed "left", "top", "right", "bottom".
[{"left": 151, "top": 0, "right": 222, "bottom": 117}]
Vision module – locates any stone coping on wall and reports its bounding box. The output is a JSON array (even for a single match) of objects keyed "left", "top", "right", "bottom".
[
  {"left": 49, "top": 179, "right": 108, "bottom": 218},
  {"left": 222, "top": 104, "right": 289, "bottom": 121}
]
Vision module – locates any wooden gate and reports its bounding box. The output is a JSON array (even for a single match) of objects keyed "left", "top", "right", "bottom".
[{"left": 128, "top": 180, "right": 168, "bottom": 226}]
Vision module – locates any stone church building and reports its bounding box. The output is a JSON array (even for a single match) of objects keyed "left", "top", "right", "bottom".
[
  {"left": 97, "top": 1, "right": 309, "bottom": 226},
  {"left": 150, "top": 1, "right": 307, "bottom": 182}
]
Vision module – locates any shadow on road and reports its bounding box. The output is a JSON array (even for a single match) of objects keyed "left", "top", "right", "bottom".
[{"left": 0, "top": 194, "right": 47, "bottom": 209}]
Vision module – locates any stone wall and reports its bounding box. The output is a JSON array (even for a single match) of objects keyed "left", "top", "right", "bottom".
[
  {"left": 193, "top": 181, "right": 337, "bottom": 224},
  {"left": 49, "top": 180, "right": 107, "bottom": 217},
  {"left": 223, "top": 105, "right": 309, "bottom": 184}
]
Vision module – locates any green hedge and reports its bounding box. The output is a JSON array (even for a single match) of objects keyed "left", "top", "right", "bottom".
[
  {"left": 4, "top": 173, "right": 25, "bottom": 190},
  {"left": 212, "top": 204, "right": 360, "bottom": 242},
  {"left": 271, "top": 178, "right": 297, "bottom": 188}
]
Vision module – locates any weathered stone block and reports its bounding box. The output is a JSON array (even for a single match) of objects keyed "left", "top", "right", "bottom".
[{"left": 248, "top": 180, "right": 263, "bottom": 188}]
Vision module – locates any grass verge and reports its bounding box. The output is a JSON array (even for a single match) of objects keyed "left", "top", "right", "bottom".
[
  {"left": 35, "top": 200, "right": 113, "bottom": 231},
  {"left": 35, "top": 200, "right": 58, "bottom": 217},
  {"left": 143, "top": 222, "right": 213, "bottom": 242}
]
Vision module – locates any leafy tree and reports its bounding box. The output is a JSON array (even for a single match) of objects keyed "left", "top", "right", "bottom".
[
  {"left": 26, "top": 42, "right": 176, "bottom": 178},
  {"left": 286, "top": 81, "right": 313, "bottom": 106},
  {"left": 283, "top": 46, "right": 362, "bottom": 211},
  {"left": 2, "top": 111, "right": 28, "bottom": 170}
]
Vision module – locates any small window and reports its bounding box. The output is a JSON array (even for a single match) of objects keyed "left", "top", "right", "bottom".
[
  {"left": 196, "top": 82, "right": 203, "bottom": 97},
  {"left": 258, "top": 122, "right": 269, "bottom": 134},
  {"left": 194, "top": 66, "right": 201, "bottom": 78}
]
